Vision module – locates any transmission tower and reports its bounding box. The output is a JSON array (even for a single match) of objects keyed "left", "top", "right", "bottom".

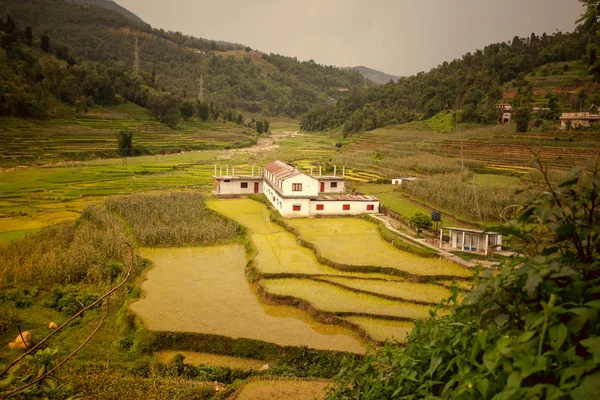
[
  {"left": 198, "top": 75, "right": 204, "bottom": 102},
  {"left": 133, "top": 37, "right": 140, "bottom": 75}
]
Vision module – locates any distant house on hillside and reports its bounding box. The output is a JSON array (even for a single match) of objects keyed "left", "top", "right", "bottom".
[
  {"left": 391, "top": 177, "right": 418, "bottom": 186},
  {"left": 497, "top": 103, "right": 513, "bottom": 124},
  {"left": 337, "top": 88, "right": 349, "bottom": 93},
  {"left": 559, "top": 112, "right": 600, "bottom": 130},
  {"left": 213, "top": 160, "right": 379, "bottom": 217}
]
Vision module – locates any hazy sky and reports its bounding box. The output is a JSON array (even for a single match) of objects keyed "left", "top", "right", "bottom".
[{"left": 116, "top": 0, "right": 585, "bottom": 76}]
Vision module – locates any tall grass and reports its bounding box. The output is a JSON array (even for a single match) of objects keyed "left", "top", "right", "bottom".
[
  {"left": 105, "top": 192, "right": 240, "bottom": 246},
  {"left": 0, "top": 205, "right": 139, "bottom": 289},
  {"left": 403, "top": 171, "right": 532, "bottom": 222}
]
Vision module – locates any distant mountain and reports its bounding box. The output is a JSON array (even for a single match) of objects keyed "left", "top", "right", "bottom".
[
  {"left": 67, "top": 0, "right": 144, "bottom": 23},
  {"left": 344, "top": 66, "right": 401, "bottom": 85}
]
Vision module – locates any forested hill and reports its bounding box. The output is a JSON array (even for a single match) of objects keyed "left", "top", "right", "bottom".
[
  {"left": 67, "top": 0, "right": 144, "bottom": 23},
  {"left": 0, "top": 0, "right": 365, "bottom": 118},
  {"left": 343, "top": 66, "right": 402, "bottom": 85},
  {"left": 302, "top": 23, "right": 600, "bottom": 134}
]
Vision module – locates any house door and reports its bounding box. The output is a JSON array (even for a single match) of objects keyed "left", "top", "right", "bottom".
[
  {"left": 254, "top": 182, "right": 259, "bottom": 193},
  {"left": 320, "top": 182, "right": 325, "bottom": 192}
]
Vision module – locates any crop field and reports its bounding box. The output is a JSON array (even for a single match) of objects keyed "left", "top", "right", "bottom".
[
  {"left": 0, "top": 104, "right": 256, "bottom": 167},
  {"left": 157, "top": 351, "right": 266, "bottom": 370},
  {"left": 287, "top": 218, "right": 471, "bottom": 277},
  {"left": 316, "top": 276, "right": 452, "bottom": 304},
  {"left": 130, "top": 246, "right": 365, "bottom": 353},
  {"left": 342, "top": 316, "right": 414, "bottom": 343},
  {"left": 233, "top": 378, "right": 331, "bottom": 400}
]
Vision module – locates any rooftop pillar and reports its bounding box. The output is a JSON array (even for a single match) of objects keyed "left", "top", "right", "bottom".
[
  {"left": 226, "top": 165, "right": 229, "bottom": 176},
  {"left": 343, "top": 166, "right": 345, "bottom": 177},
  {"left": 334, "top": 165, "right": 337, "bottom": 176},
  {"left": 252, "top": 165, "right": 255, "bottom": 176},
  {"left": 220, "top": 165, "right": 222, "bottom": 176},
  {"left": 319, "top": 166, "right": 322, "bottom": 177},
  {"left": 214, "top": 164, "right": 217, "bottom": 176}
]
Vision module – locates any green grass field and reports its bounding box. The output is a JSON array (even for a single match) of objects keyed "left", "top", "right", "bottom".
[
  {"left": 130, "top": 246, "right": 365, "bottom": 353},
  {"left": 157, "top": 351, "right": 266, "bottom": 370},
  {"left": 287, "top": 218, "right": 471, "bottom": 277},
  {"left": 233, "top": 378, "right": 331, "bottom": 400}
]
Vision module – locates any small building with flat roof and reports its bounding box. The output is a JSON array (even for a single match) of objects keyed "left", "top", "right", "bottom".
[{"left": 440, "top": 227, "right": 502, "bottom": 256}]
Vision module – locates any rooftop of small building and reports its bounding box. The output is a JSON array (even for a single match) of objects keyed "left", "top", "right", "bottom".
[
  {"left": 213, "top": 175, "right": 263, "bottom": 180},
  {"left": 316, "top": 194, "right": 378, "bottom": 201},
  {"left": 315, "top": 175, "right": 346, "bottom": 180},
  {"left": 443, "top": 227, "right": 501, "bottom": 235}
]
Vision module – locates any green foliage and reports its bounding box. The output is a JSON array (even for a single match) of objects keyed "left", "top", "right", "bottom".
[
  {"left": 514, "top": 106, "right": 531, "bottom": 132},
  {"left": 327, "top": 164, "right": 600, "bottom": 399},
  {"left": 148, "top": 93, "right": 180, "bottom": 128},
  {"left": 43, "top": 285, "right": 99, "bottom": 316},
  {"left": 256, "top": 120, "right": 264, "bottom": 134},
  {"left": 197, "top": 102, "right": 209, "bottom": 121},
  {"left": 263, "top": 120, "right": 269, "bottom": 133},
  {"left": 0, "top": 302, "right": 18, "bottom": 335},
  {"left": 409, "top": 211, "right": 432, "bottom": 236},
  {"left": 179, "top": 100, "right": 194, "bottom": 120},
  {"left": 40, "top": 33, "right": 49, "bottom": 52},
  {"left": 1, "top": 287, "right": 38, "bottom": 308},
  {"left": 117, "top": 129, "right": 133, "bottom": 158}
]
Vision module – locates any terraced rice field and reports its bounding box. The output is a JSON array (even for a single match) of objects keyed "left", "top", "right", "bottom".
[
  {"left": 287, "top": 218, "right": 471, "bottom": 277},
  {"left": 130, "top": 246, "right": 364, "bottom": 353},
  {"left": 262, "top": 278, "right": 433, "bottom": 320},
  {"left": 207, "top": 199, "right": 464, "bottom": 343},
  {"left": 157, "top": 352, "right": 266, "bottom": 370},
  {"left": 342, "top": 316, "right": 414, "bottom": 343},
  {"left": 316, "top": 276, "right": 451, "bottom": 304},
  {"left": 233, "top": 378, "right": 331, "bottom": 400}
]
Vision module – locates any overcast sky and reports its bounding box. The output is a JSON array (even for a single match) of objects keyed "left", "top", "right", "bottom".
[{"left": 116, "top": 0, "right": 585, "bottom": 76}]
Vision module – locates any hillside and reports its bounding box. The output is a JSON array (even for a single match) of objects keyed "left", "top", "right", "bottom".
[
  {"left": 344, "top": 65, "right": 401, "bottom": 85},
  {"left": 67, "top": 0, "right": 144, "bottom": 23},
  {"left": 0, "top": 0, "right": 365, "bottom": 118},
  {"left": 301, "top": 25, "right": 600, "bottom": 134}
]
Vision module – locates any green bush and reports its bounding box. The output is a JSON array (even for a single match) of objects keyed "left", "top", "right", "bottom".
[
  {"left": 0, "top": 302, "right": 19, "bottom": 335},
  {"left": 43, "top": 286, "right": 99, "bottom": 316}
]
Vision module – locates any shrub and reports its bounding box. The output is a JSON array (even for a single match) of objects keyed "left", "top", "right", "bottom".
[
  {"left": 0, "top": 302, "right": 18, "bottom": 335},
  {"left": 43, "top": 286, "right": 99, "bottom": 315}
]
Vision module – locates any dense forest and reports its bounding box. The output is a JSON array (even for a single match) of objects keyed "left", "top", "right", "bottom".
[
  {"left": 0, "top": 0, "right": 365, "bottom": 121},
  {"left": 301, "top": 22, "right": 600, "bottom": 134}
]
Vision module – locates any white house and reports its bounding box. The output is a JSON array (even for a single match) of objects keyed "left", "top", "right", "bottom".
[
  {"left": 391, "top": 177, "right": 417, "bottom": 186},
  {"left": 440, "top": 227, "right": 502, "bottom": 256},
  {"left": 214, "top": 160, "right": 379, "bottom": 218}
]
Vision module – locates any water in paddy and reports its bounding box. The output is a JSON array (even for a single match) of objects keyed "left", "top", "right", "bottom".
[{"left": 130, "top": 245, "right": 365, "bottom": 353}]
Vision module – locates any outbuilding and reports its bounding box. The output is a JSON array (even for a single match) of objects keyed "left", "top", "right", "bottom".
[{"left": 440, "top": 227, "right": 502, "bottom": 256}]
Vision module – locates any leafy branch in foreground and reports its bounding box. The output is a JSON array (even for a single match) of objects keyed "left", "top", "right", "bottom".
[{"left": 327, "top": 160, "right": 600, "bottom": 399}]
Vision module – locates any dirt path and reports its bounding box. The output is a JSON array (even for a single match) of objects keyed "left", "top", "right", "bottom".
[{"left": 224, "top": 130, "right": 299, "bottom": 156}]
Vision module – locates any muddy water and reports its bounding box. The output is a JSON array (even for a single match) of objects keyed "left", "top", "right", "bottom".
[{"left": 130, "top": 245, "right": 364, "bottom": 353}]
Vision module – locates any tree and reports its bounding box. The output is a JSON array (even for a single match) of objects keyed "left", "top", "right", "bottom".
[
  {"left": 148, "top": 93, "right": 181, "bottom": 128},
  {"left": 327, "top": 163, "right": 600, "bottom": 399},
  {"left": 236, "top": 114, "right": 244, "bottom": 125},
  {"left": 514, "top": 106, "right": 531, "bottom": 132},
  {"left": 544, "top": 94, "right": 561, "bottom": 120},
  {"left": 263, "top": 120, "right": 269, "bottom": 133},
  {"left": 40, "top": 34, "right": 50, "bottom": 53},
  {"left": 179, "top": 101, "right": 194, "bottom": 120},
  {"left": 117, "top": 129, "right": 133, "bottom": 164},
  {"left": 256, "top": 120, "right": 264, "bottom": 134},
  {"left": 6, "top": 15, "right": 15, "bottom": 35},
  {"left": 409, "top": 211, "right": 431, "bottom": 237},
  {"left": 25, "top": 26, "right": 33, "bottom": 46},
  {"left": 197, "top": 102, "right": 209, "bottom": 121}
]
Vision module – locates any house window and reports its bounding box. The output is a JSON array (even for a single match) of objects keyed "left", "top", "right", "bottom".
[
  {"left": 367, "top": 204, "right": 375, "bottom": 211},
  {"left": 273, "top": 196, "right": 275, "bottom": 201},
  {"left": 293, "top": 204, "right": 301, "bottom": 211},
  {"left": 343, "top": 204, "right": 350, "bottom": 211},
  {"left": 241, "top": 182, "right": 248, "bottom": 189},
  {"left": 331, "top": 182, "right": 338, "bottom": 188},
  {"left": 316, "top": 204, "right": 324, "bottom": 211},
  {"left": 292, "top": 183, "right": 302, "bottom": 192}
]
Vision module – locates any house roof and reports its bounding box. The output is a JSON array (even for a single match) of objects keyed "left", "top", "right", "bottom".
[
  {"left": 316, "top": 195, "right": 378, "bottom": 201},
  {"left": 264, "top": 161, "right": 303, "bottom": 180},
  {"left": 444, "top": 227, "right": 501, "bottom": 235},
  {"left": 317, "top": 176, "right": 345, "bottom": 181}
]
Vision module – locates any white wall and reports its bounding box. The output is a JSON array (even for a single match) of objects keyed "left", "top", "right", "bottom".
[
  {"left": 263, "top": 181, "right": 311, "bottom": 217},
  {"left": 309, "top": 200, "right": 379, "bottom": 216},
  {"left": 216, "top": 179, "right": 262, "bottom": 195},
  {"left": 319, "top": 179, "right": 345, "bottom": 193},
  {"left": 281, "top": 174, "right": 319, "bottom": 197}
]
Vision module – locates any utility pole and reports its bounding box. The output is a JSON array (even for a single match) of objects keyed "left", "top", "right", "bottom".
[
  {"left": 198, "top": 75, "right": 204, "bottom": 103},
  {"left": 133, "top": 37, "right": 140, "bottom": 75}
]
